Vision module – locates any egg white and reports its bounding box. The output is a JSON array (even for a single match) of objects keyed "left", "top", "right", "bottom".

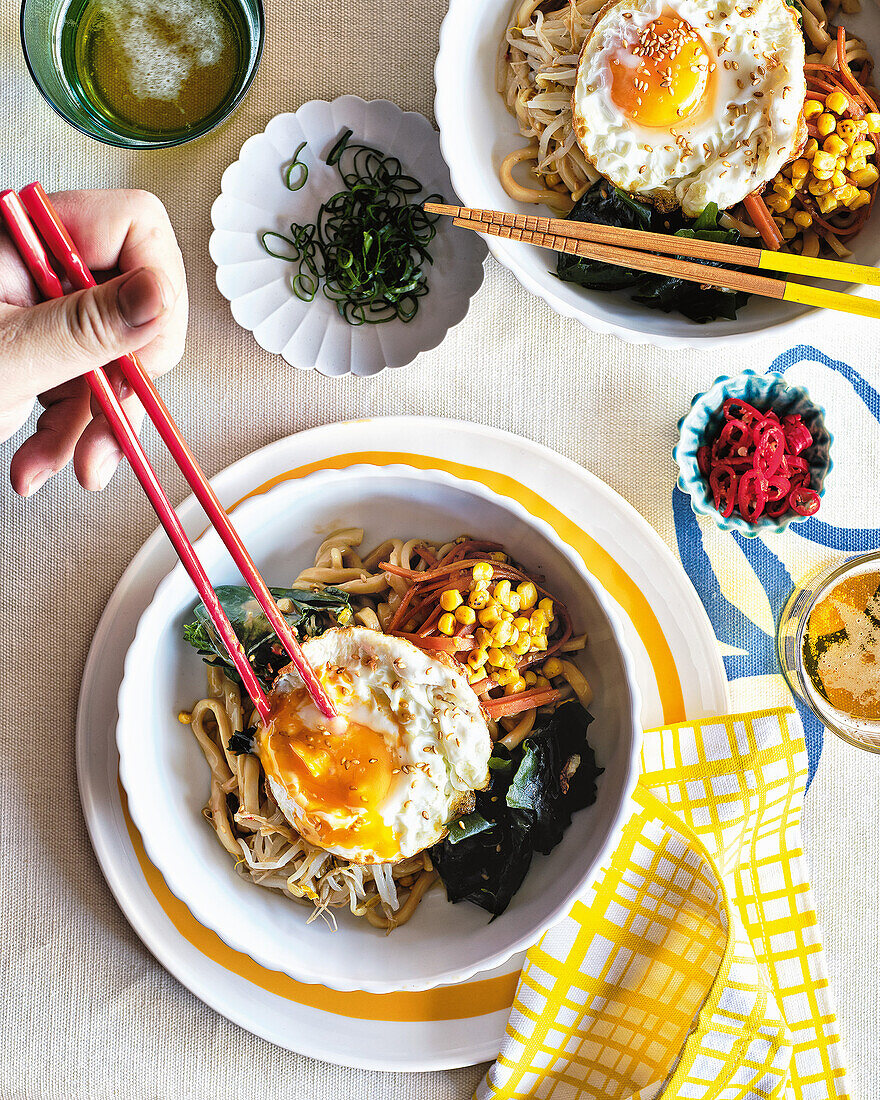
[
  {"left": 572, "top": 0, "right": 806, "bottom": 215},
  {"left": 259, "top": 627, "right": 492, "bottom": 864}
]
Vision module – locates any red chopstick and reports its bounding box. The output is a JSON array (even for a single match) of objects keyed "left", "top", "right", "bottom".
[{"left": 1, "top": 185, "right": 338, "bottom": 724}]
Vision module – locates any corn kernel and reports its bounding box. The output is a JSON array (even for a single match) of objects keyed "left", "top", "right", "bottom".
[
  {"left": 498, "top": 651, "right": 517, "bottom": 670},
  {"left": 491, "top": 620, "right": 515, "bottom": 646},
  {"left": 543, "top": 657, "right": 564, "bottom": 678},
  {"left": 178, "top": 710, "right": 192, "bottom": 724},
  {"left": 804, "top": 137, "right": 819, "bottom": 156},
  {"left": 467, "top": 648, "right": 488, "bottom": 670},
  {"left": 803, "top": 98, "right": 824, "bottom": 119},
  {"left": 534, "top": 675, "right": 551, "bottom": 690},
  {"left": 856, "top": 118, "right": 870, "bottom": 134},
  {"left": 468, "top": 585, "right": 490, "bottom": 609},
  {"left": 486, "top": 647, "right": 505, "bottom": 667},
  {"left": 490, "top": 552, "right": 507, "bottom": 562},
  {"left": 505, "top": 592, "right": 522, "bottom": 614},
  {"left": 440, "top": 588, "right": 463, "bottom": 612},
  {"left": 793, "top": 209, "right": 813, "bottom": 228},
  {"left": 513, "top": 634, "right": 531, "bottom": 656},
  {"left": 808, "top": 177, "right": 833, "bottom": 195},
  {"left": 826, "top": 91, "right": 849, "bottom": 115},
  {"left": 472, "top": 562, "right": 493, "bottom": 583},
  {"left": 837, "top": 183, "right": 859, "bottom": 206},
  {"left": 850, "top": 188, "right": 872, "bottom": 210},
  {"left": 516, "top": 581, "right": 538, "bottom": 608},
  {"left": 846, "top": 155, "right": 868, "bottom": 173},
  {"left": 837, "top": 120, "right": 860, "bottom": 144},
  {"left": 478, "top": 604, "right": 500, "bottom": 627},
  {"left": 793, "top": 173, "right": 807, "bottom": 190},
  {"left": 774, "top": 179, "right": 796, "bottom": 199},
  {"left": 504, "top": 676, "right": 527, "bottom": 696},
  {"left": 812, "top": 149, "right": 836, "bottom": 172},
  {"left": 538, "top": 598, "right": 554, "bottom": 621},
  {"left": 817, "top": 113, "right": 836, "bottom": 137},
  {"left": 529, "top": 615, "right": 546, "bottom": 638},
  {"left": 812, "top": 168, "right": 834, "bottom": 181},
  {"left": 438, "top": 613, "right": 456, "bottom": 636},
  {"left": 780, "top": 220, "right": 798, "bottom": 241},
  {"left": 816, "top": 192, "right": 839, "bottom": 214},
  {"left": 492, "top": 580, "right": 511, "bottom": 606},
  {"left": 865, "top": 112, "right": 880, "bottom": 132},
  {"left": 823, "top": 133, "right": 848, "bottom": 156},
  {"left": 494, "top": 667, "right": 516, "bottom": 686},
  {"left": 467, "top": 668, "right": 483, "bottom": 685},
  {"left": 455, "top": 605, "right": 476, "bottom": 626},
  {"left": 524, "top": 670, "right": 537, "bottom": 687},
  {"left": 852, "top": 140, "right": 875, "bottom": 159},
  {"left": 852, "top": 164, "right": 879, "bottom": 188},
  {"left": 771, "top": 195, "right": 791, "bottom": 213},
  {"left": 831, "top": 170, "right": 847, "bottom": 189},
  {"left": 790, "top": 158, "right": 810, "bottom": 179},
  {"left": 475, "top": 626, "right": 492, "bottom": 646},
  {"left": 513, "top": 616, "right": 530, "bottom": 633}
]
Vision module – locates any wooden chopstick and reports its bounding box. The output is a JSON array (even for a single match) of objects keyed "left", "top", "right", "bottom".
[
  {"left": 426, "top": 201, "right": 880, "bottom": 289},
  {"left": 1, "top": 185, "right": 338, "bottom": 724}
]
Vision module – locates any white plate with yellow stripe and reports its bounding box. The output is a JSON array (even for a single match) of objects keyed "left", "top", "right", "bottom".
[{"left": 76, "top": 418, "right": 728, "bottom": 1070}]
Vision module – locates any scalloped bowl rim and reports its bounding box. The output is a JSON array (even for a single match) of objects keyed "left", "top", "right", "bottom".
[
  {"left": 116, "top": 463, "right": 642, "bottom": 993},
  {"left": 673, "top": 369, "right": 834, "bottom": 536}
]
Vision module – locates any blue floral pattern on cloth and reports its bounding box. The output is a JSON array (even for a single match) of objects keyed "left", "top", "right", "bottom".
[{"left": 673, "top": 345, "right": 880, "bottom": 784}]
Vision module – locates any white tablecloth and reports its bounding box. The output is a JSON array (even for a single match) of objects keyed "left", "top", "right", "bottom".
[{"left": 1, "top": 3, "right": 877, "bottom": 1097}]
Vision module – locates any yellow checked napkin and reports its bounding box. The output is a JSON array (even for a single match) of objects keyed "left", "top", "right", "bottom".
[{"left": 478, "top": 707, "right": 849, "bottom": 1100}]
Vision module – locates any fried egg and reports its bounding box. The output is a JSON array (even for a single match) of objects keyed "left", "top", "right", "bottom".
[
  {"left": 256, "top": 627, "right": 492, "bottom": 864},
  {"left": 571, "top": 0, "right": 806, "bottom": 216}
]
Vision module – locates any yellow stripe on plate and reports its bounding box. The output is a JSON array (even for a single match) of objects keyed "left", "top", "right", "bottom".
[{"left": 121, "top": 451, "right": 686, "bottom": 1022}]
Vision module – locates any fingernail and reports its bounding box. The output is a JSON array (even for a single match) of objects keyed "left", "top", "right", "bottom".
[
  {"left": 24, "top": 469, "right": 51, "bottom": 497},
  {"left": 117, "top": 268, "right": 167, "bottom": 328},
  {"left": 96, "top": 450, "right": 123, "bottom": 490}
]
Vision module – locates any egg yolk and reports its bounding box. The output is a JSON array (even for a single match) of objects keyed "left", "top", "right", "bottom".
[
  {"left": 608, "top": 13, "right": 713, "bottom": 127},
  {"left": 259, "top": 688, "right": 402, "bottom": 862}
]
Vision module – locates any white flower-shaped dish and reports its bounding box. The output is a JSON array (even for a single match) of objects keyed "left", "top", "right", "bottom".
[{"left": 210, "top": 97, "right": 487, "bottom": 377}]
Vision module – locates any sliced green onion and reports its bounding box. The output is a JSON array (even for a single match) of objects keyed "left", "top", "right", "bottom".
[
  {"left": 283, "top": 141, "right": 309, "bottom": 191},
  {"left": 258, "top": 129, "right": 443, "bottom": 326}
]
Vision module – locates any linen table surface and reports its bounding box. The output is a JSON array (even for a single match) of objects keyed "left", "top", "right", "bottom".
[{"left": 0, "top": 3, "right": 877, "bottom": 1099}]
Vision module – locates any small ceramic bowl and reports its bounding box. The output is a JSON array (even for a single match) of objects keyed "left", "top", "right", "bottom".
[
  {"left": 674, "top": 370, "right": 833, "bottom": 537},
  {"left": 210, "top": 97, "right": 487, "bottom": 377}
]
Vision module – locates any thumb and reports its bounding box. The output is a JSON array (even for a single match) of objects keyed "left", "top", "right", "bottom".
[{"left": 6, "top": 267, "right": 173, "bottom": 397}]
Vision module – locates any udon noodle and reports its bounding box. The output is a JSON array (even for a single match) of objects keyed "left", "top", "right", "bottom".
[
  {"left": 184, "top": 530, "right": 589, "bottom": 932},
  {"left": 497, "top": 0, "right": 879, "bottom": 252}
]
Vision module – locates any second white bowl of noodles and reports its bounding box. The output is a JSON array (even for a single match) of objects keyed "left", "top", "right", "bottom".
[{"left": 117, "top": 465, "right": 641, "bottom": 993}]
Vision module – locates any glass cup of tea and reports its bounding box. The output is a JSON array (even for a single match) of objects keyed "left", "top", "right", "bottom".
[
  {"left": 20, "top": 0, "right": 264, "bottom": 149},
  {"left": 777, "top": 549, "right": 880, "bottom": 753}
]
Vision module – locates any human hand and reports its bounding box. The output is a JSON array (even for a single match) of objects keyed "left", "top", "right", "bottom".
[{"left": 0, "top": 189, "right": 188, "bottom": 495}]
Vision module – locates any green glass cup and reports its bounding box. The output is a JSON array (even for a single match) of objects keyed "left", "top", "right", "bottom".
[{"left": 20, "top": 0, "right": 264, "bottom": 149}]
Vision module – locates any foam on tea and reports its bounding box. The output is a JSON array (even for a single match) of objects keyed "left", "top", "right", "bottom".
[{"left": 63, "top": 0, "right": 250, "bottom": 140}]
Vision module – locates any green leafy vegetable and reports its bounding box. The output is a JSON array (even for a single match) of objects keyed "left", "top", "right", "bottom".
[
  {"left": 259, "top": 129, "right": 443, "bottom": 326},
  {"left": 556, "top": 181, "right": 756, "bottom": 323},
  {"left": 182, "top": 585, "right": 352, "bottom": 690},
  {"left": 432, "top": 701, "right": 602, "bottom": 917}
]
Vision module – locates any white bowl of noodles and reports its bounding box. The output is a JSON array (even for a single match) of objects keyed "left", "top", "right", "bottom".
[
  {"left": 435, "top": 0, "right": 880, "bottom": 347},
  {"left": 116, "top": 465, "right": 640, "bottom": 993}
]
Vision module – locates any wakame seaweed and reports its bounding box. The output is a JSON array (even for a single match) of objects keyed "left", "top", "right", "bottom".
[
  {"left": 431, "top": 700, "right": 602, "bottom": 917},
  {"left": 182, "top": 585, "right": 352, "bottom": 690},
  {"left": 556, "top": 181, "right": 755, "bottom": 323}
]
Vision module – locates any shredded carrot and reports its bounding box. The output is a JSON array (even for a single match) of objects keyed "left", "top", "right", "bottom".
[
  {"left": 743, "top": 191, "right": 783, "bottom": 250},
  {"left": 484, "top": 688, "right": 564, "bottom": 719},
  {"left": 391, "top": 633, "right": 476, "bottom": 654}
]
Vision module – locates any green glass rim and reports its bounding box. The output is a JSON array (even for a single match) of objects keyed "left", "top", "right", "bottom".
[{"left": 19, "top": 0, "right": 265, "bottom": 150}]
